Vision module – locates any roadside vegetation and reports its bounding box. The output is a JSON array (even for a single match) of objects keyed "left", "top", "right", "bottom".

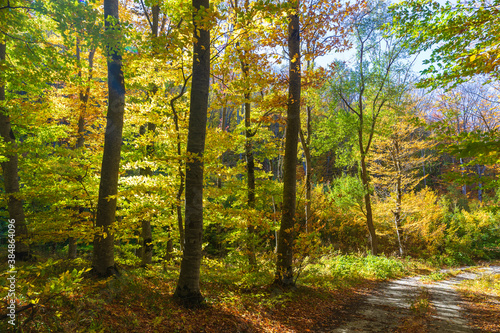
[{"left": 457, "top": 264, "right": 500, "bottom": 333}]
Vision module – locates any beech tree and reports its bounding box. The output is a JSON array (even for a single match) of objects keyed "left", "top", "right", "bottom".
[
  {"left": 174, "top": 0, "right": 210, "bottom": 306},
  {"left": 329, "top": 0, "right": 411, "bottom": 255},
  {"left": 275, "top": 0, "right": 301, "bottom": 287},
  {"left": 92, "top": 0, "right": 126, "bottom": 276}
]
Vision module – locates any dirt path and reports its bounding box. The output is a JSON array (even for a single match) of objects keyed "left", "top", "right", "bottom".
[{"left": 329, "top": 266, "right": 500, "bottom": 333}]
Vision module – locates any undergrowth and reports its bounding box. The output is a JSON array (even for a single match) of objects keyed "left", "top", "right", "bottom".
[{"left": 0, "top": 253, "right": 432, "bottom": 332}]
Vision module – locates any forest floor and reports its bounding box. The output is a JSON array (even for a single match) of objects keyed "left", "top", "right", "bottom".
[{"left": 1, "top": 257, "right": 499, "bottom": 332}]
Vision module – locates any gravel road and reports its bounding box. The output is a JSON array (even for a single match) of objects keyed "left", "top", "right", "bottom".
[{"left": 330, "top": 266, "right": 500, "bottom": 332}]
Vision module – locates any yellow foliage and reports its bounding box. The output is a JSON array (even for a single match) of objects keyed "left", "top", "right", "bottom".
[{"left": 373, "top": 188, "right": 446, "bottom": 256}]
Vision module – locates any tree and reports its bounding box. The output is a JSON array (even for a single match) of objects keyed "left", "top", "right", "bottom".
[
  {"left": 92, "top": 0, "right": 126, "bottom": 276},
  {"left": 391, "top": 0, "right": 500, "bottom": 192},
  {"left": 369, "top": 114, "right": 434, "bottom": 256},
  {"left": 329, "top": 0, "right": 411, "bottom": 255},
  {"left": 0, "top": 42, "right": 30, "bottom": 260},
  {"left": 173, "top": 0, "right": 210, "bottom": 307},
  {"left": 299, "top": 0, "right": 358, "bottom": 232},
  {"left": 427, "top": 82, "right": 500, "bottom": 199},
  {"left": 54, "top": 0, "right": 101, "bottom": 260},
  {"left": 275, "top": 0, "right": 301, "bottom": 287},
  {"left": 137, "top": 0, "right": 161, "bottom": 267},
  {"left": 0, "top": 0, "right": 58, "bottom": 261}
]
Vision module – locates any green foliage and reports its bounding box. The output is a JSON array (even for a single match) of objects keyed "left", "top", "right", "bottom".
[
  {"left": 300, "top": 252, "right": 418, "bottom": 289},
  {"left": 459, "top": 272, "right": 500, "bottom": 297},
  {"left": 374, "top": 188, "right": 447, "bottom": 256},
  {"left": 0, "top": 258, "right": 89, "bottom": 328},
  {"left": 312, "top": 182, "right": 367, "bottom": 252},
  {"left": 1, "top": 0, "right": 499, "bottom": 324},
  {"left": 442, "top": 207, "right": 500, "bottom": 262},
  {"left": 391, "top": 0, "right": 500, "bottom": 87}
]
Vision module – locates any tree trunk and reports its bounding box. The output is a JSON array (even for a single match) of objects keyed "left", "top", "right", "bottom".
[
  {"left": 301, "top": 59, "right": 313, "bottom": 233},
  {"left": 360, "top": 154, "right": 378, "bottom": 255},
  {"left": 421, "top": 149, "right": 426, "bottom": 187},
  {"left": 217, "top": 106, "right": 226, "bottom": 188},
  {"left": 477, "top": 165, "right": 485, "bottom": 202},
  {"left": 170, "top": 76, "right": 190, "bottom": 253},
  {"left": 139, "top": 121, "right": 156, "bottom": 266},
  {"left": 299, "top": 127, "right": 311, "bottom": 233},
  {"left": 92, "top": 0, "right": 125, "bottom": 277},
  {"left": 0, "top": 43, "right": 30, "bottom": 261},
  {"left": 69, "top": 39, "right": 96, "bottom": 260},
  {"left": 274, "top": 2, "right": 300, "bottom": 287},
  {"left": 138, "top": 4, "right": 160, "bottom": 266},
  {"left": 393, "top": 139, "right": 403, "bottom": 257},
  {"left": 244, "top": 94, "right": 257, "bottom": 267},
  {"left": 140, "top": 218, "right": 153, "bottom": 266},
  {"left": 174, "top": 0, "right": 210, "bottom": 307},
  {"left": 356, "top": 61, "right": 378, "bottom": 256}
]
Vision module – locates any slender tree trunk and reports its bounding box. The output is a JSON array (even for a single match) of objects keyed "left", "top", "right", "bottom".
[
  {"left": 69, "top": 39, "right": 96, "bottom": 259},
  {"left": 460, "top": 157, "right": 466, "bottom": 196},
  {"left": 174, "top": 0, "right": 210, "bottom": 307},
  {"left": 244, "top": 93, "right": 257, "bottom": 267},
  {"left": 393, "top": 186, "right": 403, "bottom": 257},
  {"left": 477, "top": 165, "right": 485, "bottom": 202},
  {"left": 0, "top": 43, "right": 30, "bottom": 260},
  {"left": 138, "top": 4, "right": 160, "bottom": 266},
  {"left": 360, "top": 154, "right": 378, "bottom": 255},
  {"left": 421, "top": 149, "right": 426, "bottom": 187},
  {"left": 393, "top": 140, "right": 403, "bottom": 257},
  {"left": 92, "top": 0, "right": 125, "bottom": 276},
  {"left": 170, "top": 76, "right": 191, "bottom": 253},
  {"left": 275, "top": 1, "right": 300, "bottom": 287},
  {"left": 299, "top": 127, "right": 311, "bottom": 233},
  {"left": 176, "top": 168, "right": 185, "bottom": 253},
  {"left": 301, "top": 59, "right": 313, "bottom": 233},
  {"left": 217, "top": 106, "right": 226, "bottom": 188},
  {"left": 139, "top": 123, "right": 155, "bottom": 266},
  {"left": 236, "top": 24, "right": 258, "bottom": 266},
  {"left": 272, "top": 196, "right": 278, "bottom": 253}
]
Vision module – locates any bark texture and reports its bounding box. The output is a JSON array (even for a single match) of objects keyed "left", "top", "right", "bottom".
[
  {"left": 174, "top": 0, "right": 210, "bottom": 307},
  {"left": 274, "top": 4, "right": 300, "bottom": 287},
  {"left": 92, "top": 0, "right": 125, "bottom": 276},
  {"left": 0, "top": 43, "right": 30, "bottom": 260}
]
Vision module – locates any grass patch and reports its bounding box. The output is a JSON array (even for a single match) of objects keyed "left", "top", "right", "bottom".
[
  {"left": 300, "top": 253, "right": 426, "bottom": 289},
  {"left": 419, "top": 268, "right": 463, "bottom": 283},
  {"left": 458, "top": 272, "right": 500, "bottom": 297}
]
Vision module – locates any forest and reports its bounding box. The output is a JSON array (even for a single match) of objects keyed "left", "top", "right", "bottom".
[{"left": 0, "top": 0, "right": 499, "bottom": 331}]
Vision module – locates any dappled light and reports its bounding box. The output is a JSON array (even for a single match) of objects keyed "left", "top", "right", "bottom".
[{"left": 1, "top": 0, "right": 499, "bottom": 331}]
